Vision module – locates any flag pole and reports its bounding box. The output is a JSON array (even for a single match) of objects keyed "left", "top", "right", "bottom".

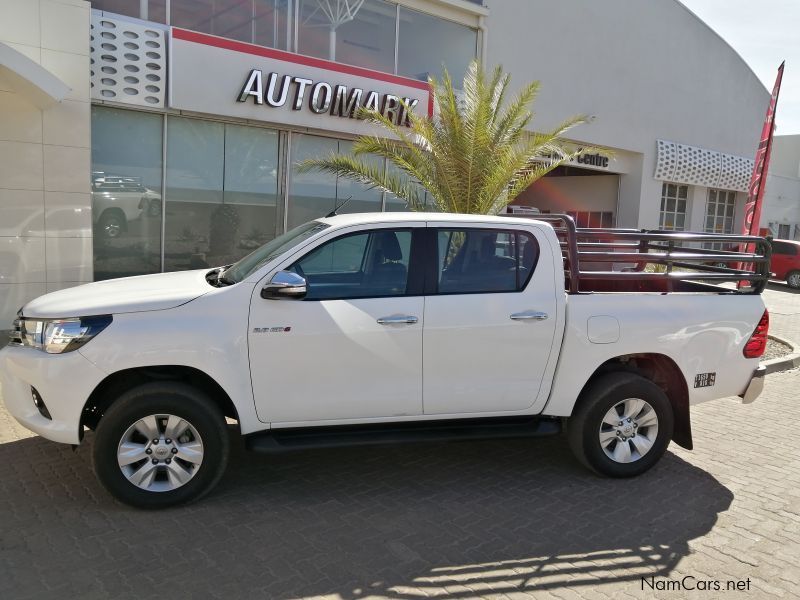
[{"left": 738, "top": 61, "right": 785, "bottom": 287}]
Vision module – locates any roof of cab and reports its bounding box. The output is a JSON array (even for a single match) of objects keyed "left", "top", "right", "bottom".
[{"left": 316, "top": 212, "right": 545, "bottom": 228}]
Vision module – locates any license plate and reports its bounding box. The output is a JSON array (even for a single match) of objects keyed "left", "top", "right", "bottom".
[{"left": 694, "top": 372, "right": 716, "bottom": 388}]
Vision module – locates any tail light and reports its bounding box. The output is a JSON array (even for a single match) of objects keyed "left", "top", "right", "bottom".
[{"left": 743, "top": 310, "right": 769, "bottom": 358}]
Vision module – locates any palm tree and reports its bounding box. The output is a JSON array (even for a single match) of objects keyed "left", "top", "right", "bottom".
[{"left": 299, "top": 60, "right": 596, "bottom": 214}]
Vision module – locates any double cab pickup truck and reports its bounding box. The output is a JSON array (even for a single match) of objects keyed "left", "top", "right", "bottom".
[{"left": 1, "top": 213, "right": 770, "bottom": 508}]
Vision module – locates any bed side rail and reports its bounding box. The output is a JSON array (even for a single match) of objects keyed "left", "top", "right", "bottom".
[{"left": 533, "top": 214, "right": 771, "bottom": 294}]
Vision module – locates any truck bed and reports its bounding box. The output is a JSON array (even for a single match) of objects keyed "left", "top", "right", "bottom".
[{"left": 534, "top": 215, "right": 771, "bottom": 295}]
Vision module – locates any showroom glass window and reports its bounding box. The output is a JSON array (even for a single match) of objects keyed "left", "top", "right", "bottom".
[
  {"left": 164, "top": 117, "right": 281, "bottom": 272},
  {"left": 398, "top": 7, "right": 477, "bottom": 82},
  {"left": 288, "top": 133, "right": 384, "bottom": 229},
  {"left": 168, "top": 0, "right": 292, "bottom": 49},
  {"left": 659, "top": 183, "right": 689, "bottom": 231},
  {"left": 91, "top": 106, "right": 163, "bottom": 280},
  {"left": 93, "top": 1, "right": 477, "bottom": 80},
  {"left": 382, "top": 162, "right": 437, "bottom": 213},
  {"left": 90, "top": 0, "right": 168, "bottom": 23},
  {"left": 92, "top": 0, "right": 291, "bottom": 47},
  {"left": 297, "top": 0, "right": 396, "bottom": 72}
]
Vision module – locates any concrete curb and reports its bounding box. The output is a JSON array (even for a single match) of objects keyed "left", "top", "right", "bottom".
[{"left": 763, "top": 334, "right": 800, "bottom": 374}]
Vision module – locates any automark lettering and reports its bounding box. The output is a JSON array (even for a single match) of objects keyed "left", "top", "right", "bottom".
[{"left": 237, "top": 69, "right": 420, "bottom": 127}]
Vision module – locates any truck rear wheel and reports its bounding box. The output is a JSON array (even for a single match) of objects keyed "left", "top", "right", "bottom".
[
  {"left": 92, "top": 382, "right": 229, "bottom": 509},
  {"left": 567, "top": 372, "right": 674, "bottom": 477}
]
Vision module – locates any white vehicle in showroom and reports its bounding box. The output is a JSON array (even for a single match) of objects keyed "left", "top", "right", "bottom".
[{"left": 1, "top": 213, "right": 770, "bottom": 508}]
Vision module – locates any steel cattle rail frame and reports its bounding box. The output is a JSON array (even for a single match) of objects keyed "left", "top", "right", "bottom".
[{"left": 532, "top": 215, "right": 771, "bottom": 294}]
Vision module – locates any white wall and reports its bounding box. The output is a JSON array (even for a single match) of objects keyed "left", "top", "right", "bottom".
[
  {"left": 770, "top": 135, "right": 800, "bottom": 179},
  {"left": 484, "top": 0, "right": 770, "bottom": 229},
  {"left": 0, "top": 0, "right": 92, "bottom": 330},
  {"left": 763, "top": 174, "right": 800, "bottom": 238},
  {"left": 762, "top": 136, "right": 800, "bottom": 237}
]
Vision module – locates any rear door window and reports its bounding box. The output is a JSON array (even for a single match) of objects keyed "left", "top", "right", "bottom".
[{"left": 434, "top": 228, "right": 539, "bottom": 294}]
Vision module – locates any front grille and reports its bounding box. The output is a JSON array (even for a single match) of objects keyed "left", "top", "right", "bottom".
[{"left": 8, "top": 317, "right": 23, "bottom": 346}]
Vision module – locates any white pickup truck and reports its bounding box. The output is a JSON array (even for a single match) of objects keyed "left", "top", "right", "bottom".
[{"left": 1, "top": 213, "right": 770, "bottom": 508}]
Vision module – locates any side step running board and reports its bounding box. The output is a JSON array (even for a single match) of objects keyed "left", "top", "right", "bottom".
[{"left": 245, "top": 417, "right": 562, "bottom": 453}]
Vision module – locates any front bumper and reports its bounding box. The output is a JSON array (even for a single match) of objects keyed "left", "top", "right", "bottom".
[
  {"left": 0, "top": 345, "right": 107, "bottom": 444},
  {"left": 740, "top": 366, "right": 766, "bottom": 404}
]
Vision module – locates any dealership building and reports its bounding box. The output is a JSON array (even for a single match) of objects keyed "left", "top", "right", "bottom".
[{"left": 0, "top": 0, "right": 792, "bottom": 328}]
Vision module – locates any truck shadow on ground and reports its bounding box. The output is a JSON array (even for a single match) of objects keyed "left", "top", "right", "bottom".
[{"left": 0, "top": 430, "right": 732, "bottom": 599}]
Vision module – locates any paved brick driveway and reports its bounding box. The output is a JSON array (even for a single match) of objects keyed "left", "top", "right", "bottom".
[{"left": 1, "top": 286, "right": 799, "bottom": 599}]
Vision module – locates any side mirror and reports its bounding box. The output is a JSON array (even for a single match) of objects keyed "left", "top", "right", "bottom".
[{"left": 261, "top": 271, "right": 307, "bottom": 300}]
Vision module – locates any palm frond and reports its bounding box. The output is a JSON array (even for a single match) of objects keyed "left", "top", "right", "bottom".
[
  {"left": 298, "top": 59, "right": 597, "bottom": 215},
  {"left": 298, "top": 153, "right": 425, "bottom": 210}
]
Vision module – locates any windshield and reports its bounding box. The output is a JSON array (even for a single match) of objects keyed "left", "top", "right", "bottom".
[{"left": 223, "top": 221, "right": 330, "bottom": 283}]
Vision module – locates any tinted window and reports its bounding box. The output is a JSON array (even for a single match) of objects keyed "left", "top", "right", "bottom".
[
  {"left": 291, "top": 229, "right": 412, "bottom": 300},
  {"left": 298, "top": 0, "right": 396, "bottom": 73},
  {"left": 435, "top": 229, "right": 538, "bottom": 294},
  {"left": 772, "top": 241, "right": 797, "bottom": 256}
]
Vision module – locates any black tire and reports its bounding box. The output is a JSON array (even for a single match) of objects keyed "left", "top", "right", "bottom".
[
  {"left": 786, "top": 270, "right": 800, "bottom": 289},
  {"left": 567, "top": 372, "right": 674, "bottom": 477},
  {"left": 93, "top": 382, "right": 229, "bottom": 509}
]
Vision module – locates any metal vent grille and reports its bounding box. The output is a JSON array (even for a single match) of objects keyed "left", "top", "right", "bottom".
[
  {"left": 90, "top": 12, "right": 167, "bottom": 108},
  {"left": 654, "top": 139, "right": 753, "bottom": 193},
  {"left": 718, "top": 154, "right": 753, "bottom": 192}
]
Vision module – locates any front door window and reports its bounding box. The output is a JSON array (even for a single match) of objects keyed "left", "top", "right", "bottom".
[{"left": 290, "top": 229, "right": 413, "bottom": 299}]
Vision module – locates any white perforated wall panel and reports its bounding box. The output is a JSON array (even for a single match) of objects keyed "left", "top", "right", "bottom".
[
  {"left": 655, "top": 139, "right": 753, "bottom": 192},
  {"left": 90, "top": 13, "right": 167, "bottom": 108}
]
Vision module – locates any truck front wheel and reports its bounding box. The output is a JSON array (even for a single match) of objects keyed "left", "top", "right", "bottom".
[
  {"left": 567, "top": 372, "right": 674, "bottom": 477},
  {"left": 92, "top": 382, "right": 229, "bottom": 508}
]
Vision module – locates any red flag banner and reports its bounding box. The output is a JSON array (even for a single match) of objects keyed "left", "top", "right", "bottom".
[
  {"left": 743, "top": 61, "right": 785, "bottom": 237},
  {"left": 739, "top": 61, "right": 784, "bottom": 287}
]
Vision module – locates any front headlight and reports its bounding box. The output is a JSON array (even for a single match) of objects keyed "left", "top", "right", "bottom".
[{"left": 19, "top": 315, "right": 112, "bottom": 354}]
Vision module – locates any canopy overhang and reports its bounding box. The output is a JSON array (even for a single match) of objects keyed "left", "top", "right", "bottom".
[{"left": 0, "top": 42, "right": 70, "bottom": 108}]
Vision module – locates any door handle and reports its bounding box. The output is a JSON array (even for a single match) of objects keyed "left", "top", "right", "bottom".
[
  {"left": 510, "top": 311, "right": 549, "bottom": 321},
  {"left": 377, "top": 315, "right": 419, "bottom": 325}
]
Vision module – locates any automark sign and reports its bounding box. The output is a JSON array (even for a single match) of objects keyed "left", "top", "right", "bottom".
[
  {"left": 170, "top": 29, "right": 432, "bottom": 135},
  {"left": 237, "top": 69, "right": 420, "bottom": 127}
]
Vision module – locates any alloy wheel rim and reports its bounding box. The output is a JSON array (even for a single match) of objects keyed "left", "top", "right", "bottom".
[
  {"left": 598, "top": 398, "right": 659, "bottom": 463},
  {"left": 789, "top": 273, "right": 800, "bottom": 287},
  {"left": 117, "top": 414, "right": 204, "bottom": 492},
  {"left": 105, "top": 221, "right": 121, "bottom": 238}
]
